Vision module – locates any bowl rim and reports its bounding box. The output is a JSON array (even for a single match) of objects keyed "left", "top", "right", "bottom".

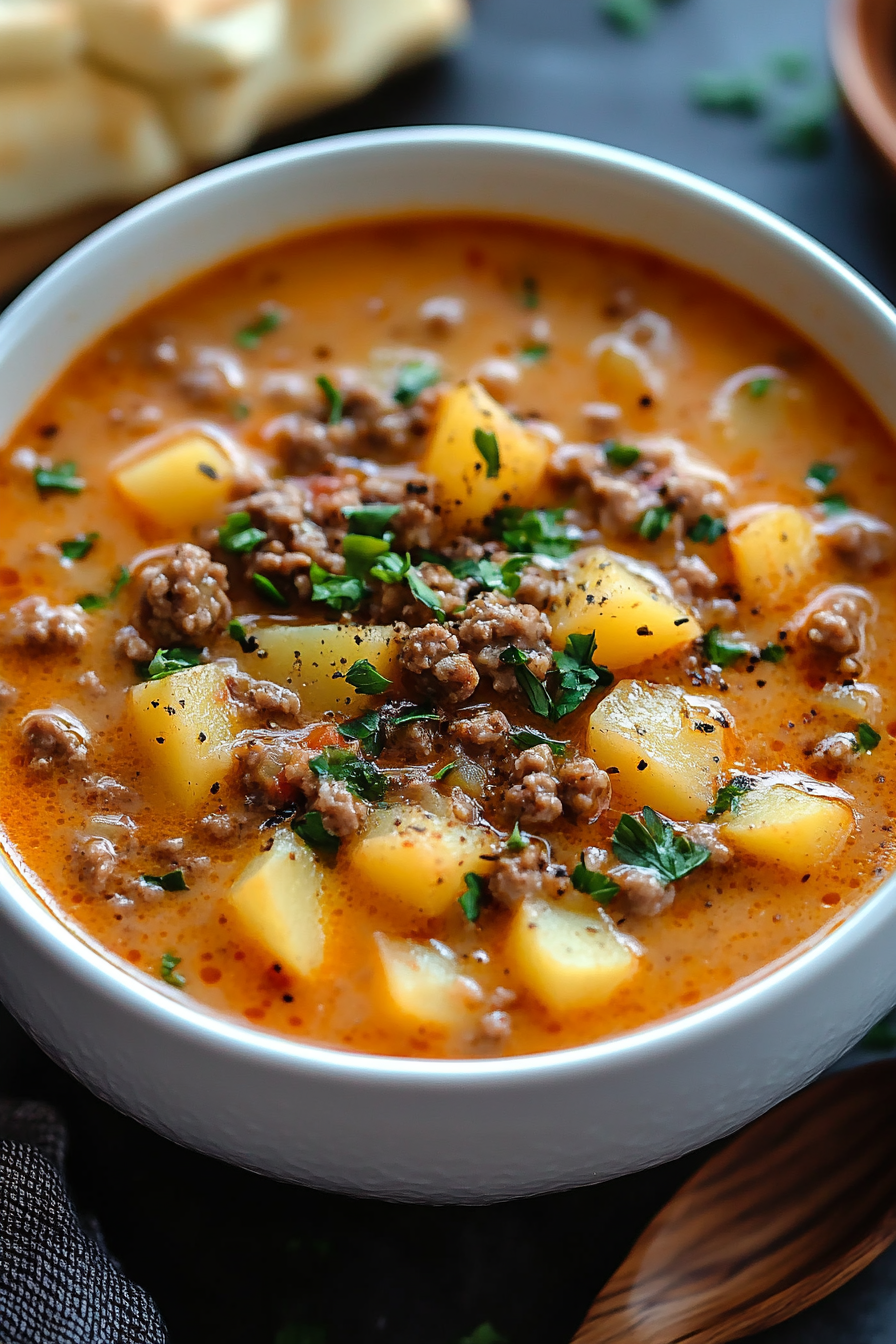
[{"left": 2, "top": 122, "right": 895, "bottom": 1085}]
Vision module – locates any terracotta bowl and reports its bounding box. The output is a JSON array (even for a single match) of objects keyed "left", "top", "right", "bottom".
[{"left": 829, "top": 0, "right": 896, "bottom": 170}]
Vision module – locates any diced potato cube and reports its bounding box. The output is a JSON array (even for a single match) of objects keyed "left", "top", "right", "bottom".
[
  {"left": 728, "top": 504, "right": 819, "bottom": 608},
  {"left": 112, "top": 429, "right": 235, "bottom": 531},
  {"left": 230, "top": 828, "right": 325, "bottom": 978},
  {"left": 508, "top": 897, "right": 640, "bottom": 1012},
  {"left": 127, "top": 662, "right": 236, "bottom": 809},
  {"left": 548, "top": 547, "right": 698, "bottom": 668},
  {"left": 588, "top": 679, "right": 732, "bottom": 821},
  {"left": 817, "top": 681, "right": 883, "bottom": 727},
  {"left": 589, "top": 334, "right": 662, "bottom": 411},
  {"left": 720, "top": 777, "right": 854, "bottom": 871},
  {"left": 240, "top": 623, "right": 401, "bottom": 716},
  {"left": 374, "top": 934, "right": 481, "bottom": 1028},
  {"left": 349, "top": 806, "right": 496, "bottom": 918},
  {"left": 420, "top": 380, "right": 548, "bottom": 534}
]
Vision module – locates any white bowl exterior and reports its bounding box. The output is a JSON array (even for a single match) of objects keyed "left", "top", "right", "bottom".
[{"left": 1, "top": 128, "right": 895, "bottom": 1201}]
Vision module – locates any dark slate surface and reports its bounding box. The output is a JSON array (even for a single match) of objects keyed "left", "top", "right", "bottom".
[{"left": 4, "top": 1, "right": 896, "bottom": 1340}]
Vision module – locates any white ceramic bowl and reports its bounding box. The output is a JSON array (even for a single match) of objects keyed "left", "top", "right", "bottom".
[{"left": 1, "top": 127, "right": 896, "bottom": 1203}]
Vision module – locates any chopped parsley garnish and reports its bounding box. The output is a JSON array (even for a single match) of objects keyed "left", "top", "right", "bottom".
[
  {"left": 77, "top": 564, "right": 129, "bottom": 610},
  {"left": 499, "top": 647, "right": 553, "bottom": 718},
  {"left": 599, "top": 0, "right": 656, "bottom": 37},
  {"left": 612, "top": 807, "right": 711, "bottom": 884},
  {"left": 230, "top": 400, "right": 251, "bottom": 420},
  {"left": 235, "top": 308, "right": 282, "bottom": 349},
  {"left": 760, "top": 642, "right": 787, "bottom": 663},
  {"left": 473, "top": 427, "right": 501, "bottom": 478},
  {"left": 252, "top": 572, "right": 289, "bottom": 607},
  {"left": 345, "top": 658, "right": 392, "bottom": 695},
  {"left": 218, "top": 511, "right": 266, "bottom": 553},
  {"left": 521, "top": 276, "right": 539, "bottom": 309},
  {"left": 34, "top": 460, "right": 85, "bottom": 494},
  {"left": 160, "top": 952, "right": 185, "bottom": 987},
  {"left": 571, "top": 855, "right": 619, "bottom": 904},
  {"left": 316, "top": 374, "right": 343, "bottom": 424},
  {"left": 342, "top": 533, "right": 391, "bottom": 578},
  {"left": 690, "top": 70, "right": 765, "bottom": 117},
  {"left": 292, "top": 811, "right": 341, "bottom": 853},
  {"left": 855, "top": 722, "right": 881, "bottom": 753},
  {"left": 703, "top": 625, "right": 752, "bottom": 668},
  {"left": 520, "top": 342, "right": 550, "bottom": 363},
  {"left": 338, "top": 709, "right": 385, "bottom": 756},
  {"left": 637, "top": 506, "right": 675, "bottom": 542},
  {"left": 368, "top": 550, "right": 411, "bottom": 584},
  {"left": 309, "top": 564, "right": 364, "bottom": 611},
  {"left": 707, "top": 776, "right": 754, "bottom": 819},
  {"left": 458, "top": 872, "right": 488, "bottom": 922},
  {"left": 552, "top": 631, "right": 613, "bottom": 719},
  {"left": 391, "top": 706, "right": 440, "bottom": 727},
  {"left": 819, "top": 493, "right": 849, "bottom": 517},
  {"left": 309, "top": 746, "right": 387, "bottom": 802},
  {"left": 688, "top": 514, "right": 727, "bottom": 544},
  {"left": 342, "top": 503, "right": 400, "bottom": 537},
  {"left": 747, "top": 376, "right": 774, "bottom": 398},
  {"left": 406, "top": 565, "right": 447, "bottom": 622},
  {"left": 60, "top": 531, "right": 99, "bottom": 560},
  {"left": 141, "top": 646, "right": 203, "bottom": 680},
  {"left": 433, "top": 761, "right": 458, "bottom": 781},
  {"left": 492, "top": 506, "right": 578, "bottom": 558},
  {"left": 449, "top": 554, "right": 528, "bottom": 598},
  {"left": 604, "top": 442, "right": 640, "bottom": 469},
  {"left": 509, "top": 728, "right": 567, "bottom": 756},
  {"left": 394, "top": 360, "right": 440, "bottom": 406},
  {"left": 228, "top": 618, "right": 258, "bottom": 653},
  {"left": 142, "top": 869, "right": 188, "bottom": 892},
  {"left": 506, "top": 821, "right": 527, "bottom": 852},
  {"left": 806, "top": 461, "right": 838, "bottom": 491}
]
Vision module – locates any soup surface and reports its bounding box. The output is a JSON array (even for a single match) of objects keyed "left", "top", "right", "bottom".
[{"left": 1, "top": 217, "right": 894, "bottom": 1059}]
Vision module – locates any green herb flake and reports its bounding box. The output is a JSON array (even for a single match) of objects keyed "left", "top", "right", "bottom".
[
  {"left": 368, "top": 550, "right": 411, "bottom": 585},
  {"left": 506, "top": 821, "right": 527, "bottom": 852},
  {"left": 855, "top": 721, "right": 881, "bottom": 753},
  {"left": 493, "top": 506, "right": 578, "bottom": 559},
  {"left": 391, "top": 706, "right": 440, "bottom": 727},
  {"left": 142, "top": 869, "right": 188, "bottom": 892},
  {"left": 235, "top": 308, "right": 282, "bottom": 350},
  {"left": 770, "top": 50, "right": 813, "bottom": 83},
  {"left": 598, "top": 0, "right": 656, "bottom": 38},
  {"left": 604, "top": 442, "right": 640, "bottom": 469},
  {"left": 703, "top": 625, "right": 753, "bottom": 668},
  {"left": 707, "top": 775, "right": 754, "bottom": 819},
  {"left": 76, "top": 564, "right": 130, "bottom": 611},
  {"left": 520, "top": 342, "right": 550, "bottom": 363},
  {"left": 230, "top": 400, "right": 251, "bottom": 421},
  {"left": 688, "top": 514, "right": 727, "bottom": 544},
  {"left": 345, "top": 658, "right": 392, "bottom": 696},
  {"left": 613, "top": 807, "right": 711, "bottom": 884},
  {"left": 747, "top": 376, "right": 774, "bottom": 399},
  {"left": 309, "top": 746, "right": 387, "bottom": 802},
  {"left": 228, "top": 618, "right": 258, "bottom": 653},
  {"left": 458, "top": 872, "right": 488, "bottom": 922},
  {"left": 571, "top": 855, "right": 620, "bottom": 903},
  {"left": 60, "top": 531, "right": 99, "bottom": 560},
  {"left": 433, "top": 761, "right": 458, "bottom": 781},
  {"left": 308, "top": 563, "right": 363, "bottom": 611},
  {"left": 292, "top": 810, "right": 341, "bottom": 853},
  {"left": 407, "top": 565, "right": 447, "bottom": 622},
  {"left": 767, "top": 85, "right": 835, "bottom": 159},
  {"left": 316, "top": 374, "right": 343, "bottom": 425},
  {"left": 690, "top": 70, "right": 765, "bottom": 117},
  {"left": 509, "top": 728, "right": 567, "bottom": 757},
  {"left": 819, "top": 493, "right": 850, "bottom": 517},
  {"left": 160, "top": 951, "right": 185, "bottom": 986},
  {"left": 521, "top": 276, "right": 539, "bottom": 309},
  {"left": 473, "top": 427, "right": 501, "bottom": 479},
  {"left": 34, "top": 460, "right": 85, "bottom": 495},
  {"left": 394, "top": 360, "right": 440, "bottom": 407},
  {"left": 338, "top": 710, "right": 384, "bottom": 757},
  {"left": 141, "top": 646, "right": 203, "bottom": 681},
  {"left": 637, "top": 505, "right": 675, "bottom": 542},
  {"left": 806, "top": 461, "right": 838, "bottom": 491},
  {"left": 342, "top": 503, "right": 401, "bottom": 537},
  {"left": 252, "top": 572, "right": 289, "bottom": 607},
  {"left": 218, "top": 511, "right": 267, "bottom": 553},
  {"left": 342, "top": 533, "right": 391, "bottom": 579},
  {"left": 499, "top": 647, "right": 553, "bottom": 719},
  {"left": 760, "top": 642, "right": 787, "bottom": 664},
  {"left": 552, "top": 630, "right": 613, "bottom": 720}
]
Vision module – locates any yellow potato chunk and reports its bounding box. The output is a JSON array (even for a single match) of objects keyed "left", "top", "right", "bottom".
[
  {"left": 374, "top": 935, "right": 481, "bottom": 1028},
  {"left": 420, "top": 380, "right": 548, "bottom": 534},
  {"left": 728, "top": 504, "right": 819, "bottom": 608},
  {"left": 720, "top": 778, "right": 854, "bottom": 872},
  {"left": 229, "top": 829, "right": 325, "bottom": 979},
  {"left": 588, "top": 679, "right": 732, "bottom": 821},
  {"left": 349, "top": 806, "right": 496, "bottom": 918},
  {"left": 508, "top": 897, "right": 640, "bottom": 1012},
  {"left": 112, "top": 429, "right": 235, "bottom": 531},
  {"left": 549, "top": 547, "right": 698, "bottom": 669},
  {"left": 240, "top": 623, "right": 401, "bottom": 716},
  {"left": 128, "top": 662, "right": 236, "bottom": 809},
  {"left": 590, "top": 335, "right": 662, "bottom": 411}
]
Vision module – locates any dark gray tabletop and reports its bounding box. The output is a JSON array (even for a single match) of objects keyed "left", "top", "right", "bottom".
[{"left": 5, "top": 1, "right": 896, "bottom": 1340}]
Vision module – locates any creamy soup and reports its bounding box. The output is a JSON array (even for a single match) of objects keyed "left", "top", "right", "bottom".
[{"left": 0, "top": 217, "right": 894, "bottom": 1059}]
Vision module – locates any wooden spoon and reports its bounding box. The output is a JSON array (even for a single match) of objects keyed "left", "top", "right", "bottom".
[{"left": 572, "top": 1059, "right": 896, "bottom": 1344}]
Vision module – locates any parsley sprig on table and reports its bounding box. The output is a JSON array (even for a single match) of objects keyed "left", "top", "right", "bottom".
[{"left": 612, "top": 808, "right": 711, "bottom": 884}]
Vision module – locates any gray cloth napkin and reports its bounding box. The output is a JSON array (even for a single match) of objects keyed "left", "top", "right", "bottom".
[{"left": 0, "top": 1100, "right": 166, "bottom": 1343}]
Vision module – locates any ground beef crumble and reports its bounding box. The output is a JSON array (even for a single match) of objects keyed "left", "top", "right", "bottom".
[
  {"left": 1, "top": 595, "right": 88, "bottom": 650},
  {"left": 455, "top": 593, "right": 553, "bottom": 693},
  {"left": 234, "top": 736, "right": 369, "bottom": 836},
  {"left": 135, "top": 543, "right": 231, "bottom": 648},
  {"left": 225, "top": 672, "right": 301, "bottom": 722},
  {"left": 488, "top": 843, "right": 570, "bottom": 907},
  {"left": 795, "top": 585, "right": 875, "bottom": 678},
  {"left": 20, "top": 709, "right": 89, "bottom": 771},
  {"left": 398, "top": 624, "right": 480, "bottom": 703}
]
